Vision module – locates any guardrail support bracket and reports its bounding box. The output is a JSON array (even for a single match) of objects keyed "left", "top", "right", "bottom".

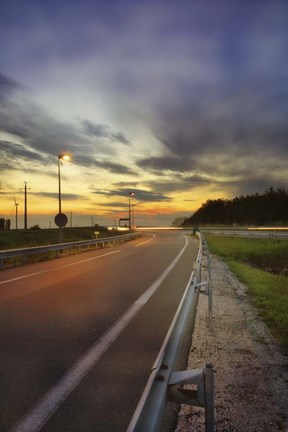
[
  {"left": 168, "top": 364, "right": 215, "bottom": 431},
  {"left": 196, "top": 281, "right": 209, "bottom": 295},
  {"left": 168, "top": 368, "right": 205, "bottom": 406}
]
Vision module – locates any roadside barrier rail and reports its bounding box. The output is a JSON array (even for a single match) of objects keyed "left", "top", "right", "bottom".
[
  {"left": 202, "top": 229, "right": 288, "bottom": 239},
  {"left": 0, "top": 232, "right": 140, "bottom": 268},
  {"left": 127, "top": 232, "right": 214, "bottom": 432}
]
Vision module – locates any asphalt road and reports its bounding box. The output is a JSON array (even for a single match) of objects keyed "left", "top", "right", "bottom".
[{"left": 0, "top": 231, "right": 198, "bottom": 432}]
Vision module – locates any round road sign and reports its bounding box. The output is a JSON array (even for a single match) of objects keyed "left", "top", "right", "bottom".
[{"left": 54, "top": 213, "right": 68, "bottom": 228}]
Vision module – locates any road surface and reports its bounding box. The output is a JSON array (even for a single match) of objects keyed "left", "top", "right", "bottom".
[{"left": 0, "top": 231, "right": 198, "bottom": 432}]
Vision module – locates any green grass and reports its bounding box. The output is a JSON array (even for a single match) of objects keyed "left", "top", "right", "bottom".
[
  {"left": 206, "top": 236, "right": 288, "bottom": 352},
  {"left": 0, "top": 228, "right": 127, "bottom": 267},
  {"left": 206, "top": 236, "right": 288, "bottom": 271},
  {"left": 0, "top": 227, "right": 117, "bottom": 250}
]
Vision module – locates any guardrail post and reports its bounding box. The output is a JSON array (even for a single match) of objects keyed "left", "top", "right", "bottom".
[
  {"left": 198, "top": 234, "right": 213, "bottom": 330},
  {"left": 204, "top": 363, "right": 215, "bottom": 432}
]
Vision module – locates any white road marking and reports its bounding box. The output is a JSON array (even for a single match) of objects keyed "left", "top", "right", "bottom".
[
  {"left": 0, "top": 250, "right": 122, "bottom": 285},
  {"left": 9, "top": 236, "right": 189, "bottom": 432},
  {"left": 134, "top": 235, "right": 155, "bottom": 247}
]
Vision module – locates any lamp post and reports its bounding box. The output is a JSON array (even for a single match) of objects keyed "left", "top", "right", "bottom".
[
  {"left": 56, "top": 152, "right": 71, "bottom": 243},
  {"left": 128, "top": 192, "right": 135, "bottom": 232}
]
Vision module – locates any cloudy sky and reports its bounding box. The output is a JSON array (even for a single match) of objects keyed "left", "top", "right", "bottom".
[{"left": 1, "top": 0, "right": 288, "bottom": 228}]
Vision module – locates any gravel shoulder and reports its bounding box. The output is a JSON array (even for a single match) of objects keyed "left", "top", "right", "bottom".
[{"left": 176, "top": 254, "right": 288, "bottom": 432}]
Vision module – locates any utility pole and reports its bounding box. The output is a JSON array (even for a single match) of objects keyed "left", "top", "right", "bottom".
[
  {"left": 14, "top": 197, "right": 19, "bottom": 229},
  {"left": 15, "top": 202, "right": 19, "bottom": 229},
  {"left": 128, "top": 192, "right": 135, "bottom": 232},
  {"left": 20, "top": 182, "right": 31, "bottom": 229}
]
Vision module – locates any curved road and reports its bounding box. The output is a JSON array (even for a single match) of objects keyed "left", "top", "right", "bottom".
[{"left": 0, "top": 231, "right": 198, "bottom": 432}]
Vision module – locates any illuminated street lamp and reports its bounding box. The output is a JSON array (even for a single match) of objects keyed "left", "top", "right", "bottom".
[
  {"left": 128, "top": 192, "right": 135, "bottom": 232},
  {"left": 55, "top": 152, "right": 72, "bottom": 243}
]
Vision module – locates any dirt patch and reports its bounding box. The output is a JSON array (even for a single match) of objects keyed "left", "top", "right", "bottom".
[{"left": 176, "top": 255, "right": 288, "bottom": 432}]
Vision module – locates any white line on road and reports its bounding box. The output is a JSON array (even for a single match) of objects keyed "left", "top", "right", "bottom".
[
  {"left": 9, "top": 235, "right": 189, "bottom": 432},
  {"left": 0, "top": 250, "right": 122, "bottom": 285},
  {"left": 134, "top": 235, "right": 155, "bottom": 247}
]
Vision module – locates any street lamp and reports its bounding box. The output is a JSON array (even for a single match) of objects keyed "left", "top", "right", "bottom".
[
  {"left": 56, "top": 152, "right": 72, "bottom": 242},
  {"left": 128, "top": 192, "right": 135, "bottom": 232}
]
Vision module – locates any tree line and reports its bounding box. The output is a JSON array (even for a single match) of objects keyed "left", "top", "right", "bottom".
[
  {"left": 182, "top": 187, "right": 288, "bottom": 226},
  {"left": 0, "top": 218, "right": 11, "bottom": 230}
]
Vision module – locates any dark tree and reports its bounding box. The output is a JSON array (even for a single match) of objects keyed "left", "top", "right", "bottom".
[
  {"left": 0, "top": 218, "right": 5, "bottom": 230},
  {"left": 183, "top": 187, "right": 288, "bottom": 226},
  {"left": 5, "top": 219, "right": 11, "bottom": 230}
]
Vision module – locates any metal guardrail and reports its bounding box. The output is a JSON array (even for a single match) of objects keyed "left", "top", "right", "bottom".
[
  {"left": 0, "top": 232, "right": 140, "bottom": 268},
  {"left": 198, "top": 235, "right": 213, "bottom": 330},
  {"left": 127, "top": 233, "right": 214, "bottom": 432},
  {"left": 202, "top": 229, "right": 288, "bottom": 239}
]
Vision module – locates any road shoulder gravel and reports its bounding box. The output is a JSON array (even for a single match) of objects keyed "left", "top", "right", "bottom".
[{"left": 176, "top": 254, "right": 288, "bottom": 432}]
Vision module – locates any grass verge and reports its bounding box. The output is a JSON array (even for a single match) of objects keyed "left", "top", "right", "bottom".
[
  {"left": 0, "top": 228, "right": 129, "bottom": 267},
  {"left": 0, "top": 227, "right": 118, "bottom": 250},
  {"left": 206, "top": 236, "right": 288, "bottom": 352}
]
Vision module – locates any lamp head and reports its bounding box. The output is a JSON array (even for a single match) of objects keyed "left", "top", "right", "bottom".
[{"left": 59, "top": 152, "right": 72, "bottom": 161}]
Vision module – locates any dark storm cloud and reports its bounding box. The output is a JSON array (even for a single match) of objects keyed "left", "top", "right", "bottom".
[
  {"left": 81, "top": 121, "right": 109, "bottom": 138},
  {"left": 0, "top": 71, "right": 23, "bottom": 98},
  {"left": 111, "top": 132, "right": 130, "bottom": 145},
  {"left": 131, "top": 1, "right": 288, "bottom": 196},
  {"left": 75, "top": 154, "right": 135, "bottom": 175},
  {"left": 113, "top": 181, "right": 139, "bottom": 188},
  {"left": 215, "top": 175, "right": 288, "bottom": 198},
  {"left": 91, "top": 160, "right": 135, "bottom": 175},
  {"left": 159, "top": 86, "right": 287, "bottom": 153},
  {"left": 0, "top": 140, "right": 46, "bottom": 163},
  {"left": 95, "top": 160, "right": 134, "bottom": 175},
  {"left": 92, "top": 187, "right": 170, "bottom": 202},
  {"left": 0, "top": 72, "right": 81, "bottom": 157},
  {"left": 144, "top": 173, "right": 213, "bottom": 195},
  {"left": 81, "top": 120, "right": 130, "bottom": 145},
  {"left": 151, "top": 85, "right": 288, "bottom": 184},
  {"left": 137, "top": 156, "right": 193, "bottom": 173},
  {"left": 0, "top": 71, "right": 131, "bottom": 170},
  {"left": 33, "top": 191, "right": 82, "bottom": 200}
]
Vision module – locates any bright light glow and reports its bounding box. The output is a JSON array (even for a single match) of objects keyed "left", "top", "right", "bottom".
[
  {"left": 248, "top": 227, "right": 288, "bottom": 231},
  {"left": 107, "top": 226, "right": 129, "bottom": 231},
  {"left": 59, "top": 152, "right": 72, "bottom": 161}
]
